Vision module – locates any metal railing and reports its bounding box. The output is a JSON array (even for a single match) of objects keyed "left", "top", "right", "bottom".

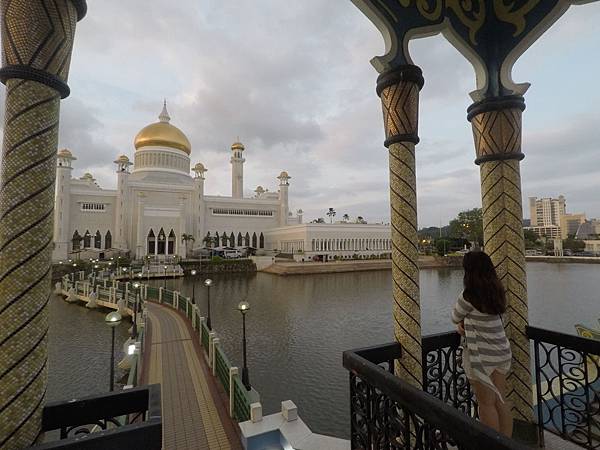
[
  {"left": 528, "top": 325, "right": 600, "bottom": 450},
  {"left": 422, "top": 331, "right": 478, "bottom": 419},
  {"left": 343, "top": 343, "right": 528, "bottom": 450},
  {"left": 232, "top": 376, "right": 251, "bottom": 423},
  {"left": 32, "top": 385, "right": 161, "bottom": 449}
]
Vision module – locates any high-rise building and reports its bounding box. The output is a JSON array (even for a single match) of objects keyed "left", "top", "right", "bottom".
[
  {"left": 529, "top": 195, "right": 566, "bottom": 227},
  {"left": 526, "top": 195, "right": 585, "bottom": 240}
]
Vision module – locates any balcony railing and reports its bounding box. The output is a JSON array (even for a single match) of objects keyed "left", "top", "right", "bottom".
[
  {"left": 349, "top": 326, "right": 600, "bottom": 450},
  {"left": 31, "top": 385, "right": 161, "bottom": 449},
  {"left": 344, "top": 343, "right": 526, "bottom": 449},
  {"left": 528, "top": 325, "right": 600, "bottom": 449}
]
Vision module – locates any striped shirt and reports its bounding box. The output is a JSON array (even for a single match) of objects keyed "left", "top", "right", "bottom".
[{"left": 451, "top": 293, "right": 512, "bottom": 398}]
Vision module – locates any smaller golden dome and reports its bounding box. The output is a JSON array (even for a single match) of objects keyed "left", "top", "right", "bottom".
[
  {"left": 82, "top": 172, "right": 94, "bottom": 180},
  {"left": 117, "top": 154, "right": 129, "bottom": 162},
  {"left": 278, "top": 171, "right": 289, "bottom": 178},
  {"left": 58, "top": 148, "right": 72, "bottom": 157},
  {"left": 194, "top": 162, "right": 206, "bottom": 172},
  {"left": 231, "top": 141, "right": 245, "bottom": 151}
]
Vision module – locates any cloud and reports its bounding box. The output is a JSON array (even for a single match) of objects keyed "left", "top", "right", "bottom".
[{"left": 1, "top": 0, "right": 599, "bottom": 227}]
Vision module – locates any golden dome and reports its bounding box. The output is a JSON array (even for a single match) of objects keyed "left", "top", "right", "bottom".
[
  {"left": 116, "top": 154, "right": 129, "bottom": 162},
  {"left": 231, "top": 141, "right": 245, "bottom": 151},
  {"left": 278, "top": 171, "right": 289, "bottom": 178},
  {"left": 194, "top": 162, "right": 206, "bottom": 172},
  {"left": 134, "top": 102, "right": 191, "bottom": 155},
  {"left": 58, "top": 148, "right": 73, "bottom": 157}
]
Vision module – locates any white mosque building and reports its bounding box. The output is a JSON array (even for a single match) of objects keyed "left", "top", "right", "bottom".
[{"left": 52, "top": 103, "right": 391, "bottom": 262}]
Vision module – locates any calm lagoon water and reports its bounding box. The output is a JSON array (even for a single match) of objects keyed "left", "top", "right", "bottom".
[{"left": 48, "top": 262, "right": 600, "bottom": 438}]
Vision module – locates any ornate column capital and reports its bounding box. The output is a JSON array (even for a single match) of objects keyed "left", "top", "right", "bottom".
[
  {"left": 468, "top": 95, "right": 526, "bottom": 165},
  {"left": 0, "top": 0, "right": 86, "bottom": 98},
  {"left": 377, "top": 65, "right": 423, "bottom": 146}
]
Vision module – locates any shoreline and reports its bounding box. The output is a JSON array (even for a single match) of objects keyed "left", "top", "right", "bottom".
[{"left": 261, "top": 255, "right": 600, "bottom": 276}]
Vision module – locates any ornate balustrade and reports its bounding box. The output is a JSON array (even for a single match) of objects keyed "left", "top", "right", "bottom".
[
  {"left": 528, "top": 326, "right": 600, "bottom": 450},
  {"left": 343, "top": 342, "right": 526, "bottom": 450}
]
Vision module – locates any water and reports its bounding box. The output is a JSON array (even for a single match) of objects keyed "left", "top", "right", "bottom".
[
  {"left": 47, "top": 295, "right": 131, "bottom": 403},
  {"left": 48, "top": 263, "right": 600, "bottom": 438}
]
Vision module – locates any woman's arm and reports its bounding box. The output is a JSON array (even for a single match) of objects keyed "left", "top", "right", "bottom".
[{"left": 451, "top": 294, "right": 473, "bottom": 324}]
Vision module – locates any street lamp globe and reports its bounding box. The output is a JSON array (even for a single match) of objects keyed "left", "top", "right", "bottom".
[
  {"left": 204, "top": 278, "right": 212, "bottom": 287},
  {"left": 94, "top": 264, "right": 99, "bottom": 269},
  {"left": 191, "top": 269, "right": 197, "bottom": 276},
  {"left": 123, "top": 267, "right": 128, "bottom": 272},
  {"left": 238, "top": 301, "right": 250, "bottom": 313},
  {"left": 105, "top": 311, "right": 122, "bottom": 327},
  {"left": 133, "top": 282, "right": 140, "bottom": 289}
]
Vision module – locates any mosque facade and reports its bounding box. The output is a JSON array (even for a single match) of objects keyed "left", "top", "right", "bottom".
[{"left": 52, "top": 103, "right": 391, "bottom": 262}]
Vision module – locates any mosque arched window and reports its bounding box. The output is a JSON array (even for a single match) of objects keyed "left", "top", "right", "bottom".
[
  {"left": 259, "top": 233, "right": 264, "bottom": 249},
  {"left": 72, "top": 231, "right": 81, "bottom": 251},
  {"left": 94, "top": 231, "right": 102, "bottom": 249},
  {"left": 147, "top": 229, "right": 156, "bottom": 254},
  {"left": 215, "top": 232, "right": 220, "bottom": 248},
  {"left": 237, "top": 232, "right": 243, "bottom": 247},
  {"left": 157, "top": 228, "right": 166, "bottom": 255},
  {"left": 230, "top": 232, "right": 235, "bottom": 248},
  {"left": 105, "top": 230, "right": 112, "bottom": 249},
  {"left": 221, "top": 231, "right": 228, "bottom": 247},
  {"left": 252, "top": 232, "right": 257, "bottom": 248},
  {"left": 83, "top": 230, "right": 91, "bottom": 248},
  {"left": 244, "top": 232, "right": 250, "bottom": 247},
  {"left": 167, "top": 229, "right": 176, "bottom": 255}
]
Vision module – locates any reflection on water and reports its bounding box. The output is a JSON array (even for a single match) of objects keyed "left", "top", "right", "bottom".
[
  {"left": 50, "top": 263, "right": 600, "bottom": 439},
  {"left": 47, "top": 295, "right": 130, "bottom": 403}
]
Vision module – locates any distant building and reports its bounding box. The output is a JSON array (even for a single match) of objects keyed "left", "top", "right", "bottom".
[
  {"left": 526, "top": 195, "right": 585, "bottom": 240},
  {"left": 560, "top": 213, "right": 587, "bottom": 239},
  {"left": 583, "top": 240, "right": 600, "bottom": 255},
  {"left": 529, "top": 196, "right": 565, "bottom": 227},
  {"left": 575, "top": 220, "right": 600, "bottom": 240}
]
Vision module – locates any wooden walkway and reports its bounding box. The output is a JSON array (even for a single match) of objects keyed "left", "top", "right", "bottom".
[{"left": 142, "top": 303, "right": 242, "bottom": 450}]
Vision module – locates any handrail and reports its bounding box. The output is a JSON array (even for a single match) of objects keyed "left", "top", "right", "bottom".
[
  {"left": 343, "top": 343, "right": 528, "bottom": 450},
  {"left": 527, "top": 325, "right": 600, "bottom": 354}
]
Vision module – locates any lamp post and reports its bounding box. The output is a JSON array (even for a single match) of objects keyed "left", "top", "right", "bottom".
[
  {"left": 93, "top": 264, "right": 99, "bottom": 287},
  {"left": 191, "top": 269, "right": 197, "bottom": 304},
  {"left": 105, "top": 311, "right": 122, "bottom": 391},
  {"left": 237, "top": 301, "right": 251, "bottom": 391},
  {"left": 163, "top": 265, "right": 168, "bottom": 289},
  {"left": 72, "top": 262, "right": 77, "bottom": 281},
  {"left": 204, "top": 278, "right": 213, "bottom": 329},
  {"left": 132, "top": 281, "right": 140, "bottom": 338},
  {"left": 123, "top": 266, "right": 128, "bottom": 279}
]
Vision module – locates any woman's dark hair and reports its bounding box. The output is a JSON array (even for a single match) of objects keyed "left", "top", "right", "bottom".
[{"left": 462, "top": 251, "right": 506, "bottom": 314}]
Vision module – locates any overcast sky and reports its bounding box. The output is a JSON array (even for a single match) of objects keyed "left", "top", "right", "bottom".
[{"left": 8, "top": 1, "right": 600, "bottom": 227}]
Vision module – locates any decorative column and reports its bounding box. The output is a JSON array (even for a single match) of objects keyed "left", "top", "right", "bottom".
[
  {"left": 468, "top": 95, "right": 532, "bottom": 422},
  {"left": 0, "top": 1, "right": 86, "bottom": 447},
  {"left": 136, "top": 192, "right": 146, "bottom": 259},
  {"left": 377, "top": 65, "right": 424, "bottom": 387}
]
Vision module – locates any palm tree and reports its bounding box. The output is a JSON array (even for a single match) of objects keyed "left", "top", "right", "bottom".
[
  {"left": 181, "top": 233, "right": 195, "bottom": 258},
  {"left": 343, "top": 214, "right": 350, "bottom": 223},
  {"left": 326, "top": 207, "right": 336, "bottom": 224},
  {"left": 357, "top": 216, "right": 366, "bottom": 224}
]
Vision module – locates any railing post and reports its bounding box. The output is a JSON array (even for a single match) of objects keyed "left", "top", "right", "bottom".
[
  {"left": 174, "top": 291, "right": 179, "bottom": 310},
  {"left": 199, "top": 316, "right": 206, "bottom": 344},
  {"left": 208, "top": 331, "right": 217, "bottom": 368},
  {"left": 229, "top": 367, "right": 239, "bottom": 417},
  {"left": 212, "top": 338, "right": 220, "bottom": 376},
  {"left": 158, "top": 287, "right": 163, "bottom": 304}
]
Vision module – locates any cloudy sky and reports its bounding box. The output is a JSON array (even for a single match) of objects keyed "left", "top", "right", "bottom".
[{"left": 21, "top": 1, "right": 600, "bottom": 226}]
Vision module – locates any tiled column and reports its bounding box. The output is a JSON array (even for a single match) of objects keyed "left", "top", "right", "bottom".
[
  {"left": 0, "top": 1, "right": 86, "bottom": 447},
  {"left": 468, "top": 95, "right": 532, "bottom": 421},
  {"left": 377, "top": 65, "right": 424, "bottom": 387}
]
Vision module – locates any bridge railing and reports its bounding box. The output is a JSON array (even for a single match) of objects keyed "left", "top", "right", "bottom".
[{"left": 141, "top": 283, "right": 258, "bottom": 423}]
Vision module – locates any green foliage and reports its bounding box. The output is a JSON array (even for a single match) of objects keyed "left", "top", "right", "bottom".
[
  {"left": 448, "top": 208, "right": 483, "bottom": 245},
  {"left": 563, "top": 237, "right": 585, "bottom": 251},
  {"left": 435, "top": 239, "right": 451, "bottom": 256},
  {"left": 523, "top": 229, "right": 539, "bottom": 249},
  {"left": 211, "top": 255, "right": 223, "bottom": 263}
]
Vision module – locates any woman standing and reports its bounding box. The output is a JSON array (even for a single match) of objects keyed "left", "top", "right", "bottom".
[{"left": 451, "top": 251, "right": 513, "bottom": 436}]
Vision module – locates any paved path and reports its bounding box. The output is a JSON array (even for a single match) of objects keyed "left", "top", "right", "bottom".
[{"left": 143, "top": 302, "right": 242, "bottom": 450}]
